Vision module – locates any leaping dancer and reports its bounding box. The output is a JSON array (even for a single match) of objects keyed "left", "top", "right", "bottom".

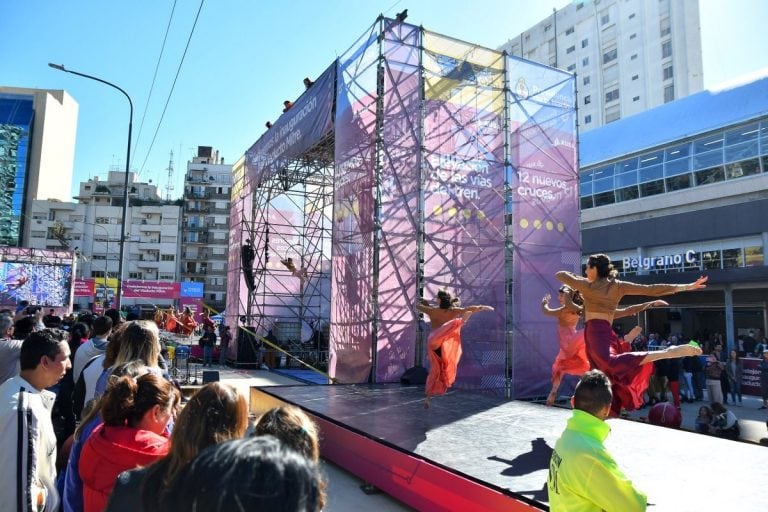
[
  {"left": 556, "top": 253, "right": 707, "bottom": 416},
  {"left": 416, "top": 290, "right": 494, "bottom": 409},
  {"left": 541, "top": 285, "right": 669, "bottom": 406}
]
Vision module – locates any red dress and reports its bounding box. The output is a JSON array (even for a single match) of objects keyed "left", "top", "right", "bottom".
[
  {"left": 425, "top": 318, "right": 464, "bottom": 398},
  {"left": 585, "top": 319, "right": 653, "bottom": 415}
]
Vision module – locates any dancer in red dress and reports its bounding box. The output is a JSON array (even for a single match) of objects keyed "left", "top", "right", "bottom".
[
  {"left": 556, "top": 254, "right": 707, "bottom": 416},
  {"left": 417, "top": 290, "right": 493, "bottom": 408},
  {"left": 541, "top": 285, "right": 668, "bottom": 406}
]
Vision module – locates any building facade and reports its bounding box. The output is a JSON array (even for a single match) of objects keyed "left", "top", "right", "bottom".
[
  {"left": 28, "top": 171, "right": 181, "bottom": 310},
  {"left": 499, "top": 0, "right": 703, "bottom": 130},
  {"left": 0, "top": 87, "right": 78, "bottom": 246},
  {"left": 180, "top": 146, "right": 232, "bottom": 314},
  {"left": 579, "top": 70, "right": 768, "bottom": 349}
]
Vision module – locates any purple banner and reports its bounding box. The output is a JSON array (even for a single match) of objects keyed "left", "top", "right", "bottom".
[
  {"left": 421, "top": 31, "right": 507, "bottom": 393},
  {"left": 507, "top": 56, "right": 579, "bottom": 398},
  {"left": 245, "top": 63, "right": 335, "bottom": 188},
  {"left": 330, "top": 24, "right": 379, "bottom": 383},
  {"left": 374, "top": 20, "right": 422, "bottom": 382}
]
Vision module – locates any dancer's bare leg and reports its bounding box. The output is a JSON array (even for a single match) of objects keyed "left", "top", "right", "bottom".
[{"left": 547, "top": 375, "right": 563, "bottom": 406}]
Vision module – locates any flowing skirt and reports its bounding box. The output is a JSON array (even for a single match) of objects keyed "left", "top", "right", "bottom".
[
  {"left": 552, "top": 325, "right": 590, "bottom": 384},
  {"left": 425, "top": 318, "right": 464, "bottom": 398},
  {"left": 585, "top": 319, "right": 653, "bottom": 414}
]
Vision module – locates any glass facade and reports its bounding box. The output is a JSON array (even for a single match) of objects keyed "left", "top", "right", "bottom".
[
  {"left": 580, "top": 118, "right": 768, "bottom": 209},
  {"left": 0, "top": 94, "right": 34, "bottom": 246}
]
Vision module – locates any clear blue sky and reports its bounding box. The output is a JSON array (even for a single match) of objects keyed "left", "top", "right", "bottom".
[{"left": 3, "top": 0, "right": 767, "bottom": 199}]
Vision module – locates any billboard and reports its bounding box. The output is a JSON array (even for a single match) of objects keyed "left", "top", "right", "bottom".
[{"left": 0, "top": 248, "right": 73, "bottom": 307}]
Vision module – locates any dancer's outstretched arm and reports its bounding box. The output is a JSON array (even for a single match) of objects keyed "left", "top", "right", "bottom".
[
  {"left": 541, "top": 294, "right": 564, "bottom": 317},
  {"left": 614, "top": 299, "right": 668, "bottom": 319},
  {"left": 639, "top": 343, "right": 702, "bottom": 364}
]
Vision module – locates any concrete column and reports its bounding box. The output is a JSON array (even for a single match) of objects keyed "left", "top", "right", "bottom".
[
  {"left": 724, "top": 285, "right": 734, "bottom": 353},
  {"left": 636, "top": 246, "right": 646, "bottom": 276}
]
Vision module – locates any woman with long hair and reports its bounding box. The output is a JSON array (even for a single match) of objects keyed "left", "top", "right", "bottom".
[
  {"left": 104, "top": 382, "right": 249, "bottom": 512},
  {"left": 556, "top": 253, "right": 707, "bottom": 416},
  {"left": 725, "top": 349, "right": 743, "bottom": 405},
  {"left": 79, "top": 373, "right": 180, "bottom": 512},
  {"left": 416, "top": 289, "right": 494, "bottom": 408},
  {"left": 541, "top": 285, "right": 668, "bottom": 405}
]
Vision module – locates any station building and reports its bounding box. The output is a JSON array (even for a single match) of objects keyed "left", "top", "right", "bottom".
[{"left": 579, "top": 69, "right": 768, "bottom": 348}]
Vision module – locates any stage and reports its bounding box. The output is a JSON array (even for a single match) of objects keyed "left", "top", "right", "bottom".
[{"left": 250, "top": 384, "right": 768, "bottom": 511}]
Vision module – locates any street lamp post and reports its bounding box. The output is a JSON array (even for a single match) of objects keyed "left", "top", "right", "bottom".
[{"left": 48, "top": 63, "right": 132, "bottom": 311}]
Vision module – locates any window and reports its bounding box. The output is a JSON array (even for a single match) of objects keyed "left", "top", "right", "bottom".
[
  {"left": 726, "top": 159, "right": 761, "bottom": 179},
  {"left": 161, "top": 254, "right": 175, "bottom": 261},
  {"left": 91, "top": 271, "right": 105, "bottom": 278},
  {"left": 582, "top": 57, "right": 589, "bottom": 66},
  {"left": 567, "top": 64, "right": 576, "bottom": 72},
  {"left": 722, "top": 249, "right": 743, "bottom": 269},
  {"left": 605, "top": 88, "right": 620, "bottom": 102},
  {"left": 581, "top": 38, "right": 589, "bottom": 48},
  {"left": 745, "top": 246, "right": 764, "bottom": 267},
  {"left": 633, "top": 96, "right": 640, "bottom": 102},
  {"left": 631, "top": 54, "right": 638, "bottom": 60},
  {"left": 129, "top": 272, "right": 143, "bottom": 280},
  {"left": 577, "top": 2, "right": 584, "bottom": 9},
  {"left": 664, "top": 84, "right": 675, "bottom": 103},
  {"left": 605, "top": 104, "right": 621, "bottom": 123},
  {"left": 665, "top": 174, "right": 692, "bottom": 192},
  {"left": 545, "top": 24, "right": 552, "bottom": 32},
  {"left": 31, "top": 231, "right": 45, "bottom": 238},
  {"left": 603, "top": 48, "right": 617, "bottom": 64},
  {"left": 567, "top": 45, "right": 576, "bottom": 54},
  {"left": 584, "top": 95, "right": 592, "bottom": 105},
  {"left": 662, "top": 41, "right": 672, "bottom": 58},
  {"left": 583, "top": 76, "right": 591, "bottom": 86},
  {"left": 702, "top": 251, "right": 721, "bottom": 270},
  {"left": 660, "top": 18, "right": 671, "bottom": 37},
  {"left": 96, "top": 217, "right": 109, "bottom": 224},
  {"left": 639, "top": 180, "right": 665, "bottom": 197},
  {"left": 663, "top": 65, "right": 674, "bottom": 80},
  {"left": 629, "top": 13, "right": 636, "bottom": 20},
  {"left": 694, "top": 166, "right": 725, "bottom": 186},
  {"left": 601, "top": 13, "right": 610, "bottom": 25},
  {"left": 565, "top": 26, "right": 575, "bottom": 35},
  {"left": 584, "top": 115, "right": 592, "bottom": 124},
  {"left": 632, "top": 74, "right": 639, "bottom": 81},
  {"left": 630, "top": 33, "right": 637, "bottom": 40}
]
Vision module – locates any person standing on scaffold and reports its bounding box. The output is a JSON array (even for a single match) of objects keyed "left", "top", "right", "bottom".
[{"left": 417, "top": 290, "right": 493, "bottom": 409}]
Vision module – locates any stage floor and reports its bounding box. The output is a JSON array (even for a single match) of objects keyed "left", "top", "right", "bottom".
[{"left": 253, "top": 384, "right": 768, "bottom": 510}]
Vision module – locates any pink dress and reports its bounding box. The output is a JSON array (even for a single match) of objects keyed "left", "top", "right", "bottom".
[
  {"left": 425, "top": 318, "right": 464, "bottom": 398},
  {"left": 552, "top": 325, "right": 590, "bottom": 383}
]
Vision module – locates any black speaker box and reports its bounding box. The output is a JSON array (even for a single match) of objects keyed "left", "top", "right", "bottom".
[
  {"left": 400, "top": 365, "right": 428, "bottom": 385},
  {"left": 236, "top": 327, "right": 260, "bottom": 364},
  {"left": 202, "top": 370, "right": 220, "bottom": 383}
]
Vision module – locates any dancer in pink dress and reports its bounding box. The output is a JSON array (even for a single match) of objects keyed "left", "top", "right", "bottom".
[
  {"left": 417, "top": 290, "right": 494, "bottom": 409},
  {"left": 541, "top": 285, "right": 667, "bottom": 406},
  {"left": 556, "top": 254, "right": 707, "bottom": 416}
]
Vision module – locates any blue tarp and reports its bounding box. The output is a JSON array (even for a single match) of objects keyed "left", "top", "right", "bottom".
[{"left": 580, "top": 69, "right": 768, "bottom": 166}]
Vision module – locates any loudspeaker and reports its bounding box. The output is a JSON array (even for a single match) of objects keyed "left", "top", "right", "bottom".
[
  {"left": 236, "top": 327, "right": 260, "bottom": 364},
  {"left": 400, "top": 365, "right": 428, "bottom": 385},
  {"left": 202, "top": 370, "right": 220, "bottom": 383}
]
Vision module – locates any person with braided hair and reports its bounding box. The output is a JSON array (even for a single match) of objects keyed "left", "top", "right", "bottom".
[
  {"left": 79, "top": 373, "right": 180, "bottom": 512},
  {"left": 556, "top": 253, "right": 707, "bottom": 416},
  {"left": 417, "top": 290, "right": 494, "bottom": 408}
]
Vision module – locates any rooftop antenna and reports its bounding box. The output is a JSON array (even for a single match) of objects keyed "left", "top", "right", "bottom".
[{"left": 165, "top": 149, "right": 175, "bottom": 201}]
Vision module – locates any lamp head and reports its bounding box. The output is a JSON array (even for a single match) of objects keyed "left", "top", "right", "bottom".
[{"left": 48, "top": 63, "right": 66, "bottom": 72}]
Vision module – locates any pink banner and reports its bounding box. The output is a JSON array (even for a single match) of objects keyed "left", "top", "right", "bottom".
[
  {"left": 74, "top": 278, "right": 95, "bottom": 297},
  {"left": 122, "top": 280, "right": 180, "bottom": 299},
  {"left": 179, "top": 297, "right": 205, "bottom": 322}
]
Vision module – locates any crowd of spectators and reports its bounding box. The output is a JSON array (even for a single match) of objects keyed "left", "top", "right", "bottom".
[{"left": 0, "top": 303, "right": 326, "bottom": 512}]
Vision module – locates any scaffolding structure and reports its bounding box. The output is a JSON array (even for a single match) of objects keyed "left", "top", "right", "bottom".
[{"left": 230, "top": 16, "right": 578, "bottom": 398}]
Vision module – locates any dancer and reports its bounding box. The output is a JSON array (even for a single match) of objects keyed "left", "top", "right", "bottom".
[
  {"left": 416, "top": 290, "right": 494, "bottom": 408},
  {"left": 556, "top": 253, "right": 707, "bottom": 416},
  {"left": 280, "top": 257, "right": 308, "bottom": 280},
  {"left": 541, "top": 285, "right": 668, "bottom": 406}
]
